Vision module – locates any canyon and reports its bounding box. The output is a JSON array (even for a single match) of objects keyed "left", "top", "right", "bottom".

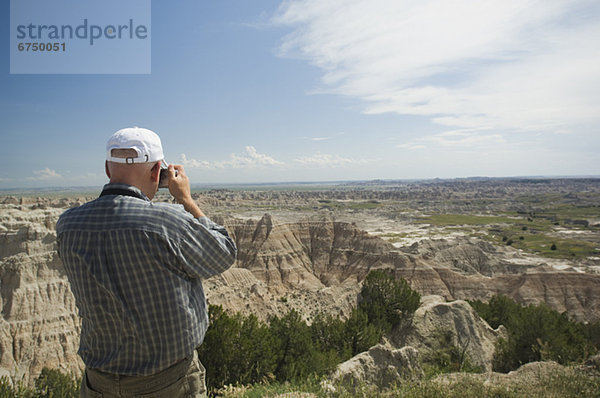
[{"left": 1, "top": 178, "right": 599, "bottom": 384}]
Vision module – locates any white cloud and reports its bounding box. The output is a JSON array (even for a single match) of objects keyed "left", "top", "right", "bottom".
[
  {"left": 229, "top": 146, "right": 284, "bottom": 167},
  {"left": 294, "top": 153, "right": 368, "bottom": 167},
  {"left": 273, "top": 0, "right": 600, "bottom": 135},
  {"left": 181, "top": 146, "right": 284, "bottom": 169},
  {"left": 424, "top": 130, "right": 506, "bottom": 147},
  {"left": 397, "top": 130, "right": 506, "bottom": 151},
  {"left": 183, "top": 147, "right": 370, "bottom": 172},
  {"left": 298, "top": 132, "right": 345, "bottom": 141},
  {"left": 396, "top": 143, "right": 426, "bottom": 151},
  {"left": 28, "top": 168, "right": 62, "bottom": 181},
  {"left": 301, "top": 136, "right": 331, "bottom": 141},
  {"left": 181, "top": 154, "right": 211, "bottom": 168}
]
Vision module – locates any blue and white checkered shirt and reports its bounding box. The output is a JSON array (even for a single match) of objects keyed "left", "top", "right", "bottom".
[{"left": 56, "top": 183, "right": 236, "bottom": 376}]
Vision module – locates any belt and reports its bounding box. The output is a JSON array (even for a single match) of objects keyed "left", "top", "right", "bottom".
[{"left": 86, "top": 355, "right": 194, "bottom": 394}]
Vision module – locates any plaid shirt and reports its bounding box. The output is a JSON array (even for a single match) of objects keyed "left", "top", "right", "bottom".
[{"left": 56, "top": 183, "right": 236, "bottom": 376}]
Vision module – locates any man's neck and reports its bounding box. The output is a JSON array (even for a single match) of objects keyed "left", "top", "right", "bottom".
[{"left": 109, "top": 179, "right": 154, "bottom": 200}]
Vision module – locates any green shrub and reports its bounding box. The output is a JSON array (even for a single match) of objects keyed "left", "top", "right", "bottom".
[
  {"left": 200, "top": 270, "right": 422, "bottom": 391},
  {"left": 358, "top": 270, "right": 421, "bottom": 332},
  {"left": 198, "top": 305, "right": 277, "bottom": 389},
  {"left": 269, "top": 309, "right": 314, "bottom": 381},
  {"left": 34, "top": 368, "right": 79, "bottom": 398},
  {"left": 0, "top": 376, "right": 33, "bottom": 398},
  {"left": 470, "top": 295, "right": 599, "bottom": 372},
  {"left": 309, "top": 313, "right": 350, "bottom": 372},
  {"left": 0, "top": 369, "right": 79, "bottom": 398},
  {"left": 343, "top": 308, "right": 383, "bottom": 357}
]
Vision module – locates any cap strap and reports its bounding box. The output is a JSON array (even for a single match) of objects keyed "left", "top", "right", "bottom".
[
  {"left": 107, "top": 147, "right": 149, "bottom": 164},
  {"left": 125, "top": 155, "right": 149, "bottom": 164}
]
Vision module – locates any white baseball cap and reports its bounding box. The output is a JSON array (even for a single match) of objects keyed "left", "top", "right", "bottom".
[{"left": 106, "top": 127, "right": 164, "bottom": 164}]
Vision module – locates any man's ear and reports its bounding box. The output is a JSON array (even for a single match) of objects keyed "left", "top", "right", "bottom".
[
  {"left": 105, "top": 161, "right": 111, "bottom": 179},
  {"left": 150, "top": 162, "right": 161, "bottom": 182}
]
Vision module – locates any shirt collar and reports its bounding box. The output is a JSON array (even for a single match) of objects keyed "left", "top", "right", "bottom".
[{"left": 100, "top": 183, "right": 150, "bottom": 201}]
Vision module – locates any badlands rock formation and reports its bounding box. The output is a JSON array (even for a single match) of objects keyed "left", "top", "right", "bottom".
[
  {"left": 433, "top": 360, "right": 579, "bottom": 391},
  {"left": 390, "top": 296, "right": 505, "bottom": 372},
  {"left": 329, "top": 295, "right": 504, "bottom": 388},
  {"left": 1, "top": 194, "right": 599, "bottom": 385},
  {"left": 211, "top": 214, "right": 600, "bottom": 323},
  {"left": 0, "top": 198, "right": 86, "bottom": 384},
  {"left": 396, "top": 238, "right": 600, "bottom": 322},
  {"left": 328, "top": 344, "right": 422, "bottom": 390},
  {"left": 205, "top": 214, "right": 392, "bottom": 321}
]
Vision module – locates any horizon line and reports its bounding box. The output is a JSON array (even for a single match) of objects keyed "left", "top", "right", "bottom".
[{"left": 1, "top": 174, "right": 600, "bottom": 194}]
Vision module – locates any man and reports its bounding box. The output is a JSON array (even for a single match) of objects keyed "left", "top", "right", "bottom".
[{"left": 56, "top": 127, "right": 236, "bottom": 397}]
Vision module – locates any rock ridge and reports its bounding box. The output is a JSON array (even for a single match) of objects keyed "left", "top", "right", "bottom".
[{"left": 1, "top": 203, "right": 599, "bottom": 385}]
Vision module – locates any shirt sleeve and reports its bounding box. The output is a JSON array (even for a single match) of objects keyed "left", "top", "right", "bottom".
[{"left": 176, "top": 215, "right": 237, "bottom": 279}]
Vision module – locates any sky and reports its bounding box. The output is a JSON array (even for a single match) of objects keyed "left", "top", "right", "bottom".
[{"left": 1, "top": 0, "right": 599, "bottom": 189}]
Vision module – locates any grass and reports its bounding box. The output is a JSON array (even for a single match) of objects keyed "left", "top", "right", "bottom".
[
  {"left": 216, "top": 368, "right": 600, "bottom": 398},
  {"left": 4, "top": 367, "right": 597, "bottom": 398},
  {"left": 540, "top": 205, "right": 600, "bottom": 219},
  {"left": 485, "top": 215, "right": 599, "bottom": 259},
  {"left": 488, "top": 229, "right": 599, "bottom": 259},
  {"left": 316, "top": 200, "right": 384, "bottom": 210},
  {"left": 416, "top": 210, "right": 600, "bottom": 260},
  {"left": 417, "top": 214, "right": 519, "bottom": 226},
  {"left": 213, "top": 376, "right": 325, "bottom": 397}
]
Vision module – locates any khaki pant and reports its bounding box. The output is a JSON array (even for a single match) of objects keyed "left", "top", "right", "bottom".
[{"left": 81, "top": 351, "right": 206, "bottom": 398}]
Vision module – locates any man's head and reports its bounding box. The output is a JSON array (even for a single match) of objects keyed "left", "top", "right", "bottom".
[{"left": 105, "top": 127, "right": 165, "bottom": 199}]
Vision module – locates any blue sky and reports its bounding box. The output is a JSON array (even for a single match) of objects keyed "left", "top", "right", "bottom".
[{"left": 2, "top": 0, "right": 599, "bottom": 189}]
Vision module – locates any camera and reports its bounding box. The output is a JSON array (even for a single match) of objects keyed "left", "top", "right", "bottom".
[{"left": 158, "top": 161, "right": 177, "bottom": 189}]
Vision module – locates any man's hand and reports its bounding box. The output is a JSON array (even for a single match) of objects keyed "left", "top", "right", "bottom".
[{"left": 168, "top": 164, "right": 205, "bottom": 218}]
